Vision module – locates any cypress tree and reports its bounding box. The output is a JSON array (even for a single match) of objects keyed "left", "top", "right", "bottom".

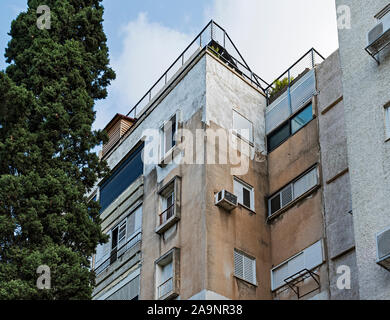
[{"left": 0, "top": 0, "right": 115, "bottom": 299}]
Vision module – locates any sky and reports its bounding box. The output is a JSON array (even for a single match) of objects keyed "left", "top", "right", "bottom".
[{"left": 0, "top": 0, "right": 339, "bottom": 130}]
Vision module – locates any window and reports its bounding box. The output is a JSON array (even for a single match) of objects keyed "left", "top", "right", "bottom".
[
  {"left": 161, "top": 114, "right": 178, "bottom": 159},
  {"left": 110, "top": 219, "right": 126, "bottom": 264},
  {"left": 267, "top": 103, "right": 313, "bottom": 152},
  {"left": 232, "top": 110, "right": 254, "bottom": 143},
  {"left": 155, "top": 248, "right": 180, "bottom": 300},
  {"left": 267, "top": 122, "right": 290, "bottom": 152},
  {"left": 99, "top": 143, "right": 144, "bottom": 212},
  {"left": 234, "top": 250, "right": 256, "bottom": 285},
  {"left": 94, "top": 206, "right": 142, "bottom": 275},
  {"left": 160, "top": 183, "right": 175, "bottom": 226},
  {"left": 233, "top": 178, "right": 255, "bottom": 211},
  {"left": 158, "top": 261, "right": 173, "bottom": 299},
  {"left": 291, "top": 104, "right": 313, "bottom": 134},
  {"left": 156, "top": 177, "right": 181, "bottom": 234},
  {"left": 271, "top": 240, "right": 324, "bottom": 291},
  {"left": 268, "top": 166, "right": 318, "bottom": 217},
  {"left": 385, "top": 105, "right": 390, "bottom": 140}
]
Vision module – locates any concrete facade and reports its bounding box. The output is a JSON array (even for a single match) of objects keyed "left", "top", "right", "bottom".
[
  {"left": 336, "top": 0, "right": 390, "bottom": 300},
  {"left": 89, "top": 20, "right": 368, "bottom": 300}
]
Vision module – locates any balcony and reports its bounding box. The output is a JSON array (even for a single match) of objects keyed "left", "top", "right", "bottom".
[
  {"left": 265, "top": 48, "right": 324, "bottom": 136},
  {"left": 158, "top": 277, "right": 173, "bottom": 299},
  {"left": 94, "top": 231, "right": 142, "bottom": 276},
  {"left": 156, "top": 176, "right": 181, "bottom": 235},
  {"left": 159, "top": 204, "right": 175, "bottom": 226}
]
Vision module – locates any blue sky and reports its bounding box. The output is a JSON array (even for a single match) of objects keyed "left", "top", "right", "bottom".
[{"left": 0, "top": 0, "right": 339, "bottom": 130}]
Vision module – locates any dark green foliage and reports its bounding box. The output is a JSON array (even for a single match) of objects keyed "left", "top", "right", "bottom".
[
  {"left": 269, "top": 76, "right": 294, "bottom": 101},
  {"left": 0, "top": 0, "right": 115, "bottom": 299}
]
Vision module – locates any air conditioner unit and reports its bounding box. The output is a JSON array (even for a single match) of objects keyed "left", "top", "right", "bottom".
[
  {"left": 376, "top": 227, "right": 390, "bottom": 271},
  {"left": 215, "top": 190, "right": 238, "bottom": 211},
  {"left": 367, "top": 12, "right": 390, "bottom": 55}
]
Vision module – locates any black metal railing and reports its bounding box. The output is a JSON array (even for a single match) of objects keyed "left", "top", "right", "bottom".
[
  {"left": 126, "top": 20, "right": 269, "bottom": 121},
  {"left": 159, "top": 204, "right": 175, "bottom": 226},
  {"left": 94, "top": 231, "right": 142, "bottom": 276},
  {"left": 265, "top": 48, "right": 325, "bottom": 105}
]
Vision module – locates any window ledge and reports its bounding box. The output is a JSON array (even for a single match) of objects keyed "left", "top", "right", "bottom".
[
  {"left": 237, "top": 203, "right": 256, "bottom": 215},
  {"left": 158, "top": 146, "right": 180, "bottom": 168},
  {"left": 232, "top": 131, "right": 254, "bottom": 147},
  {"left": 155, "top": 215, "right": 180, "bottom": 235},
  {"left": 267, "top": 185, "right": 320, "bottom": 223},
  {"left": 234, "top": 275, "right": 258, "bottom": 287}
]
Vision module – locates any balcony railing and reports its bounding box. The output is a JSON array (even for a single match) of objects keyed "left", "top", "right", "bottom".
[
  {"left": 94, "top": 231, "right": 142, "bottom": 276},
  {"left": 265, "top": 48, "right": 325, "bottom": 106},
  {"left": 158, "top": 277, "right": 173, "bottom": 299},
  {"left": 159, "top": 204, "right": 175, "bottom": 226},
  {"left": 126, "top": 20, "right": 269, "bottom": 122}
]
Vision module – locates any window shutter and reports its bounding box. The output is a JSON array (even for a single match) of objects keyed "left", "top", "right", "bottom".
[
  {"left": 281, "top": 184, "right": 293, "bottom": 207},
  {"left": 234, "top": 250, "right": 255, "bottom": 284},
  {"left": 234, "top": 250, "right": 244, "bottom": 279},
  {"left": 127, "top": 212, "right": 136, "bottom": 238},
  {"left": 294, "top": 168, "right": 317, "bottom": 198},
  {"left": 118, "top": 220, "right": 126, "bottom": 249},
  {"left": 243, "top": 255, "right": 256, "bottom": 284},
  {"left": 304, "top": 240, "right": 324, "bottom": 270}
]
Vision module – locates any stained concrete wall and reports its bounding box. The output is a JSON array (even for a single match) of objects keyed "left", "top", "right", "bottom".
[
  {"left": 266, "top": 84, "right": 331, "bottom": 300},
  {"left": 336, "top": 0, "right": 390, "bottom": 300},
  {"left": 316, "top": 49, "right": 359, "bottom": 299},
  {"left": 203, "top": 53, "right": 270, "bottom": 299}
]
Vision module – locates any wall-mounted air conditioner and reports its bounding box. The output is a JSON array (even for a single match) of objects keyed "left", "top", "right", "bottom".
[
  {"left": 376, "top": 227, "right": 390, "bottom": 271},
  {"left": 366, "top": 11, "right": 390, "bottom": 56},
  {"left": 215, "top": 190, "right": 238, "bottom": 211}
]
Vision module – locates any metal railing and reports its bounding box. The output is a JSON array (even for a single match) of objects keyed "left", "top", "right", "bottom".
[
  {"left": 159, "top": 204, "right": 175, "bottom": 226},
  {"left": 158, "top": 277, "right": 173, "bottom": 299},
  {"left": 94, "top": 231, "right": 142, "bottom": 276},
  {"left": 265, "top": 48, "right": 325, "bottom": 105},
  {"left": 126, "top": 20, "right": 269, "bottom": 121}
]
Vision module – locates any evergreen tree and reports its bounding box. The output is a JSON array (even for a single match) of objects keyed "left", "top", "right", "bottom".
[{"left": 0, "top": 0, "right": 115, "bottom": 299}]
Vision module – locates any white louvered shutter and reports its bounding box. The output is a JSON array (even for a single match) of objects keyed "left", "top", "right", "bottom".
[
  {"left": 234, "top": 250, "right": 244, "bottom": 279},
  {"left": 234, "top": 250, "right": 256, "bottom": 284},
  {"left": 281, "top": 184, "right": 293, "bottom": 207},
  {"left": 293, "top": 168, "right": 317, "bottom": 199}
]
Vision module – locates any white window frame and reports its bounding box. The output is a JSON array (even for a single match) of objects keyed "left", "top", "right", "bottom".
[
  {"left": 160, "top": 112, "right": 179, "bottom": 160},
  {"left": 234, "top": 249, "right": 257, "bottom": 285},
  {"left": 268, "top": 166, "right": 319, "bottom": 217},
  {"left": 233, "top": 177, "right": 255, "bottom": 211},
  {"left": 270, "top": 240, "right": 324, "bottom": 291},
  {"left": 232, "top": 109, "right": 254, "bottom": 144}
]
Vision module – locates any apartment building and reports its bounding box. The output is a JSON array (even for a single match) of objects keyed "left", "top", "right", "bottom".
[
  {"left": 88, "top": 20, "right": 360, "bottom": 300},
  {"left": 336, "top": 0, "right": 390, "bottom": 300}
]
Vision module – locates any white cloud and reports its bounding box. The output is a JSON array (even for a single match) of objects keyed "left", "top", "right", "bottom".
[
  {"left": 94, "top": 13, "right": 193, "bottom": 130},
  {"left": 94, "top": 2, "right": 339, "bottom": 130},
  {"left": 204, "top": 0, "right": 339, "bottom": 82}
]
